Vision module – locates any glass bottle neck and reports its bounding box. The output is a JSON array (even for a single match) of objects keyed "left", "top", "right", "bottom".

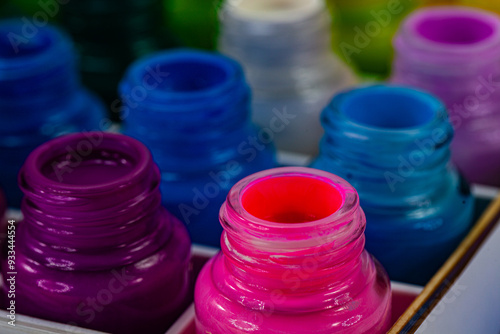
[
  {"left": 219, "top": 167, "right": 367, "bottom": 302},
  {"left": 121, "top": 50, "right": 253, "bottom": 170},
  {"left": 18, "top": 132, "right": 172, "bottom": 271}
]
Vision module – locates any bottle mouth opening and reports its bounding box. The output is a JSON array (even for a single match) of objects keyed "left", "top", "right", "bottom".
[
  {"left": 153, "top": 61, "right": 228, "bottom": 93},
  {"left": 241, "top": 173, "right": 343, "bottom": 224},
  {"left": 416, "top": 14, "right": 494, "bottom": 45},
  {"left": 23, "top": 132, "right": 151, "bottom": 192},
  {"left": 338, "top": 85, "right": 441, "bottom": 130},
  {"left": 127, "top": 50, "right": 240, "bottom": 100},
  {"left": 225, "top": 0, "right": 323, "bottom": 22}
]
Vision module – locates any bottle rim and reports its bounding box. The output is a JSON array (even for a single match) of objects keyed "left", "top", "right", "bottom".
[
  {"left": 0, "top": 19, "right": 73, "bottom": 80},
  {"left": 20, "top": 132, "right": 152, "bottom": 195},
  {"left": 223, "top": 167, "right": 359, "bottom": 233},
  {"left": 329, "top": 84, "right": 447, "bottom": 134},
  {"left": 121, "top": 49, "right": 245, "bottom": 110}
]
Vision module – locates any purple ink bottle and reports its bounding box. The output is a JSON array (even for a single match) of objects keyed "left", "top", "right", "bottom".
[
  {"left": 3, "top": 132, "right": 191, "bottom": 334},
  {"left": 392, "top": 7, "right": 500, "bottom": 186}
]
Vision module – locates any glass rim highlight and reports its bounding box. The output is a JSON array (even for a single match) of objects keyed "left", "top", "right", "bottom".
[
  {"left": 20, "top": 132, "right": 151, "bottom": 194},
  {"left": 224, "top": 167, "right": 358, "bottom": 231}
]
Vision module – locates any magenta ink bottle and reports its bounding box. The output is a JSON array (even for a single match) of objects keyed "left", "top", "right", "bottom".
[
  {"left": 4, "top": 132, "right": 191, "bottom": 334},
  {"left": 195, "top": 167, "right": 391, "bottom": 333},
  {"left": 392, "top": 6, "right": 500, "bottom": 186}
]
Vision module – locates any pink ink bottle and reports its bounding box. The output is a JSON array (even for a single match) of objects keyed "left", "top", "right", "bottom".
[{"left": 195, "top": 167, "right": 391, "bottom": 333}]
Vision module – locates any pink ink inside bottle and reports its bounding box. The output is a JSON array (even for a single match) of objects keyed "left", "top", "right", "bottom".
[{"left": 195, "top": 167, "right": 391, "bottom": 333}]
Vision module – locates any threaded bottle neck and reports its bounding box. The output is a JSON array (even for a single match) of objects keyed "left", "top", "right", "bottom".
[
  {"left": 219, "top": 0, "right": 344, "bottom": 94},
  {"left": 18, "top": 132, "right": 172, "bottom": 271},
  {"left": 316, "top": 85, "right": 454, "bottom": 203},
  {"left": 219, "top": 167, "right": 366, "bottom": 293},
  {"left": 121, "top": 49, "right": 252, "bottom": 169},
  {"left": 394, "top": 7, "right": 500, "bottom": 71},
  {"left": 61, "top": 0, "right": 166, "bottom": 48}
]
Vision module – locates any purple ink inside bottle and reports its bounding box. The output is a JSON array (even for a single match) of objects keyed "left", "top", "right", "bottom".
[{"left": 3, "top": 132, "right": 191, "bottom": 334}]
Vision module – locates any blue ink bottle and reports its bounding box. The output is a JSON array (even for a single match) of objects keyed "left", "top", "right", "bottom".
[
  {"left": 312, "top": 85, "right": 474, "bottom": 285},
  {"left": 121, "top": 49, "right": 275, "bottom": 247}
]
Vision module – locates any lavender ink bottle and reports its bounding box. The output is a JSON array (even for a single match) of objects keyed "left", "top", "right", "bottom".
[{"left": 392, "top": 7, "right": 500, "bottom": 186}]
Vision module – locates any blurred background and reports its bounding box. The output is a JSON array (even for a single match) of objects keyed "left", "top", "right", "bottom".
[{"left": 0, "top": 0, "right": 475, "bottom": 115}]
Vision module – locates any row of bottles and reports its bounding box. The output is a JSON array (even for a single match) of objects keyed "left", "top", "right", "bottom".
[
  {"left": 6, "top": 133, "right": 394, "bottom": 333},
  {"left": 0, "top": 1, "right": 497, "bottom": 334},
  {"left": 2, "top": 0, "right": 500, "bottom": 78},
  {"left": 0, "top": 0, "right": 491, "bottom": 274},
  {"left": 3, "top": 85, "right": 473, "bottom": 330},
  {"left": 3, "top": 1, "right": 500, "bottom": 178}
]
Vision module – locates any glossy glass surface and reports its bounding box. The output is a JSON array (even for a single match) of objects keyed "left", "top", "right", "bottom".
[
  {"left": 4, "top": 132, "right": 191, "bottom": 334},
  {"left": 219, "top": 0, "right": 356, "bottom": 155},
  {"left": 0, "top": 189, "right": 5, "bottom": 242},
  {"left": 195, "top": 167, "right": 391, "bottom": 333},
  {"left": 312, "top": 85, "right": 475, "bottom": 285},
  {"left": 392, "top": 7, "right": 500, "bottom": 186},
  {"left": 121, "top": 49, "right": 275, "bottom": 247}
]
